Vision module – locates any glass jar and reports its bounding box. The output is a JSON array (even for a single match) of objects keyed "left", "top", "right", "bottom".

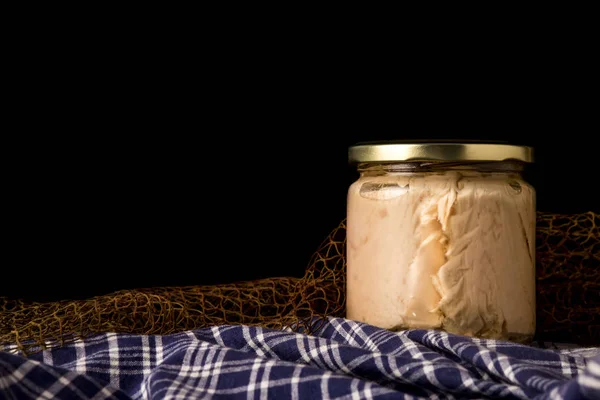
[{"left": 346, "top": 141, "right": 536, "bottom": 342}]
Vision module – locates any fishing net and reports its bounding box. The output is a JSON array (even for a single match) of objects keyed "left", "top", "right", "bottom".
[
  {"left": 536, "top": 211, "right": 599, "bottom": 345},
  {"left": 1, "top": 212, "right": 598, "bottom": 355}
]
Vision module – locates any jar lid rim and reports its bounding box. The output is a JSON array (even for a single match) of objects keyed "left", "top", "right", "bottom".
[{"left": 348, "top": 141, "right": 534, "bottom": 164}]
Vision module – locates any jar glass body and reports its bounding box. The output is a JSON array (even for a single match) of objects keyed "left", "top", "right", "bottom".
[{"left": 346, "top": 161, "right": 536, "bottom": 342}]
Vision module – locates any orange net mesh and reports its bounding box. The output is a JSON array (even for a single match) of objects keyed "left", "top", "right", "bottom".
[
  {"left": 1, "top": 212, "right": 598, "bottom": 355},
  {"left": 536, "top": 211, "right": 599, "bottom": 344}
]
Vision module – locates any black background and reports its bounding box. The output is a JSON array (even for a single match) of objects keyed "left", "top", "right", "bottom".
[{"left": 2, "top": 29, "right": 597, "bottom": 303}]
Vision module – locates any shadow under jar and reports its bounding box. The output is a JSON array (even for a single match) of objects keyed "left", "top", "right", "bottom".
[{"left": 346, "top": 141, "right": 536, "bottom": 342}]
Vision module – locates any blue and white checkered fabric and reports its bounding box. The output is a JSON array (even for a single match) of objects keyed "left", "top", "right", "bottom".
[{"left": 1, "top": 317, "right": 599, "bottom": 399}]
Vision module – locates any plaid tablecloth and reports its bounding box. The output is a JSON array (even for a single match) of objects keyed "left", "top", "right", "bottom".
[{"left": 1, "top": 317, "right": 599, "bottom": 399}]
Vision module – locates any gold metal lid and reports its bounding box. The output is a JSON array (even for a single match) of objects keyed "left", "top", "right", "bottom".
[{"left": 348, "top": 141, "right": 534, "bottom": 164}]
